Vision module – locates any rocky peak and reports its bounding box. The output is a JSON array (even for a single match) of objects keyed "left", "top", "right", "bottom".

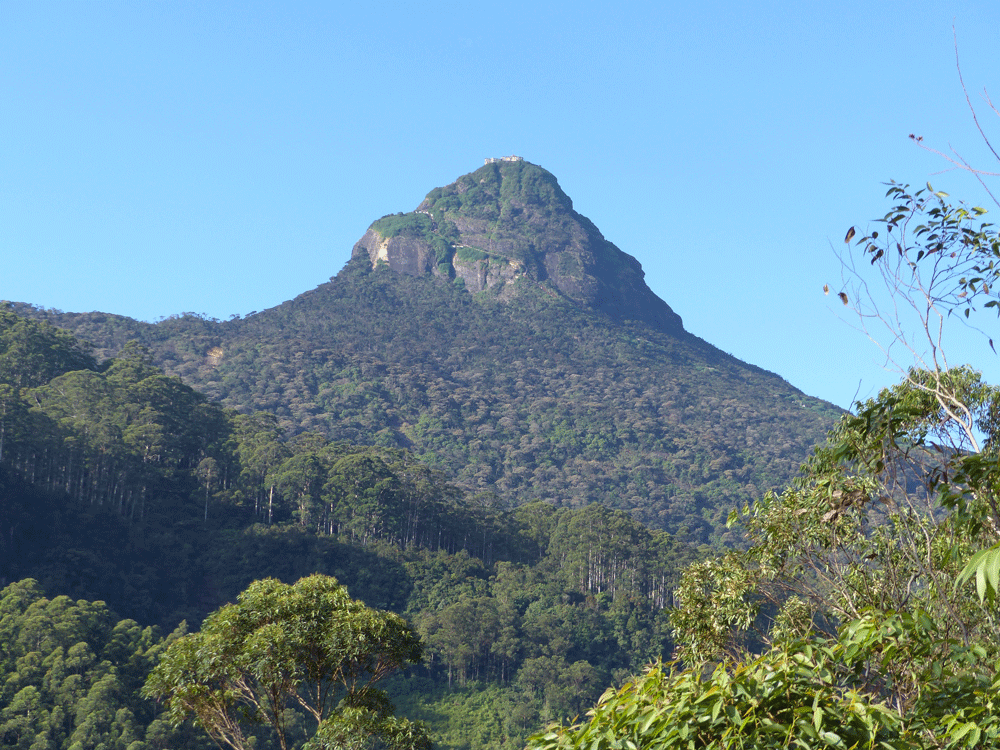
[{"left": 351, "top": 160, "right": 684, "bottom": 334}]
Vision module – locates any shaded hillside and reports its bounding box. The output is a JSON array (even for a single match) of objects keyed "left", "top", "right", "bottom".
[
  {"left": 0, "top": 311, "right": 704, "bottom": 750},
  {"left": 10, "top": 162, "right": 840, "bottom": 544}
]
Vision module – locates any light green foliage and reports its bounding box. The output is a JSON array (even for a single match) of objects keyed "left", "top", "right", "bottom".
[
  {"left": 306, "top": 702, "right": 432, "bottom": 750},
  {"left": 369, "top": 212, "right": 458, "bottom": 274},
  {"left": 370, "top": 213, "right": 436, "bottom": 240},
  {"left": 454, "top": 246, "right": 488, "bottom": 263},
  {"left": 958, "top": 543, "right": 1000, "bottom": 602},
  {"left": 529, "top": 647, "right": 908, "bottom": 750},
  {"left": 142, "top": 574, "right": 431, "bottom": 750},
  {"left": 0, "top": 579, "right": 201, "bottom": 750},
  {"left": 841, "top": 181, "right": 1000, "bottom": 606},
  {"left": 665, "top": 371, "right": 1000, "bottom": 738},
  {"left": 669, "top": 556, "right": 759, "bottom": 665}
]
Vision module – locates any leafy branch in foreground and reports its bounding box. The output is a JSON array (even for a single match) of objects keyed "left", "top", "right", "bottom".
[
  {"left": 839, "top": 182, "right": 1000, "bottom": 446},
  {"left": 836, "top": 182, "right": 1000, "bottom": 603},
  {"left": 528, "top": 645, "right": 908, "bottom": 750},
  {"left": 541, "top": 166, "right": 1000, "bottom": 746},
  {"left": 830, "top": 47, "right": 1000, "bottom": 607}
]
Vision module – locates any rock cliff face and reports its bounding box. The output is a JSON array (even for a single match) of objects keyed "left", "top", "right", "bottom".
[{"left": 351, "top": 160, "right": 684, "bottom": 334}]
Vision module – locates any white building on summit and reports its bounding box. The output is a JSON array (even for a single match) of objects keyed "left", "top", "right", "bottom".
[{"left": 484, "top": 155, "right": 524, "bottom": 164}]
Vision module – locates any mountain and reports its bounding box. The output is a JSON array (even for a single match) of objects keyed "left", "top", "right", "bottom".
[
  {"left": 11, "top": 159, "right": 840, "bottom": 544},
  {"left": 354, "top": 158, "right": 683, "bottom": 334}
]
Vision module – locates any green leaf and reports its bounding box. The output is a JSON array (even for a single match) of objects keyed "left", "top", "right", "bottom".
[
  {"left": 987, "top": 550, "right": 1000, "bottom": 597},
  {"left": 959, "top": 544, "right": 1000, "bottom": 603}
]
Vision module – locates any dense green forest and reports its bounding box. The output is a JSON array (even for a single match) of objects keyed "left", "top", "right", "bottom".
[
  {"left": 0, "top": 579, "right": 212, "bottom": 750},
  {"left": 8, "top": 160, "right": 1000, "bottom": 747},
  {"left": 0, "top": 308, "right": 700, "bottom": 749},
  {"left": 13, "top": 259, "right": 838, "bottom": 547},
  {"left": 0, "top": 161, "right": 871, "bottom": 749}
]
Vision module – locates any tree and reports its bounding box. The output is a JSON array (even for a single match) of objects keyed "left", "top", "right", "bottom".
[
  {"left": 836, "top": 186, "right": 1000, "bottom": 603},
  {"left": 825, "top": 42, "right": 1000, "bottom": 605},
  {"left": 273, "top": 451, "right": 327, "bottom": 529},
  {"left": 527, "top": 650, "right": 910, "bottom": 750},
  {"left": 0, "top": 579, "right": 201, "bottom": 750},
  {"left": 0, "top": 306, "right": 96, "bottom": 390},
  {"left": 142, "top": 575, "right": 431, "bottom": 750},
  {"left": 232, "top": 412, "right": 290, "bottom": 523}
]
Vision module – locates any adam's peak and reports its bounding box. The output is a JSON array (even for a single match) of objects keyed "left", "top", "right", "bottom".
[{"left": 351, "top": 161, "right": 684, "bottom": 334}]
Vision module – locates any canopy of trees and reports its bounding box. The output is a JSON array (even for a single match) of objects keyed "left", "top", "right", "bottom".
[
  {"left": 0, "top": 579, "right": 207, "bottom": 750},
  {"left": 529, "top": 371, "right": 1000, "bottom": 748},
  {"left": 10, "top": 254, "right": 839, "bottom": 547},
  {"left": 0, "top": 306, "right": 703, "bottom": 749},
  {"left": 143, "top": 575, "right": 431, "bottom": 750}
]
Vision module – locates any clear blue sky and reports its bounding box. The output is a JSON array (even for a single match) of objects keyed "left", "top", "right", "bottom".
[{"left": 4, "top": 0, "right": 1000, "bottom": 410}]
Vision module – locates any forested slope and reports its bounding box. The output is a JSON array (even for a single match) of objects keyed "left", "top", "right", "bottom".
[
  {"left": 12, "top": 161, "right": 840, "bottom": 545},
  {"left": 14, "top": 262, "right": 838, "bottom": 545},
  {"left": 0, "top": 309, "right": 701, "bottom": 749}
]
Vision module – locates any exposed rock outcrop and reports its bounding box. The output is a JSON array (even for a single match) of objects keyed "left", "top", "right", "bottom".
[{"left": 351, "top": 160, "right": 684, "bottom": 334}]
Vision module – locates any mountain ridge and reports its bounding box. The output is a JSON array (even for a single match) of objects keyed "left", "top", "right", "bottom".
[
  {"left": 352, "top": 160, "right": 684, "bottom": 334},
  {"left": 6, "top": 162, "right": 840, "bottom": 544}
]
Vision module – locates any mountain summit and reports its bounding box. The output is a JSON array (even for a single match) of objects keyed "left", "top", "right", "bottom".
[
  {"left": 352, "top": 160, "right": 684, "bottom": 333},
  {"left": 11, "top": 160, "right": 840, "bottom": 544}
]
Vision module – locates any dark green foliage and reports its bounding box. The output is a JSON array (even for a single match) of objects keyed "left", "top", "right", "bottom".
[
  {"left": 0, "top": 305, "right": 96, "bottom": 389},
  {"left": 0, "top": 156, "right": 842, "bottom": 747},
  {"left": 9, "top": 160, "right": 839, "bottom": 546},
  {"left": 0, "top": 309, "right": 705, "bottom": 749},
  {"left": 13, "top": 264, "right": 838, "bottom": 546}
]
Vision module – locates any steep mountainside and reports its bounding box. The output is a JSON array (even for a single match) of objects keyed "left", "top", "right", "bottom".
[
  {"left": 354, "top": 160, "right": 683, "bottom": 333},
  {"left": 13, "top": 161, "right": 840, "bottom": 544}
]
